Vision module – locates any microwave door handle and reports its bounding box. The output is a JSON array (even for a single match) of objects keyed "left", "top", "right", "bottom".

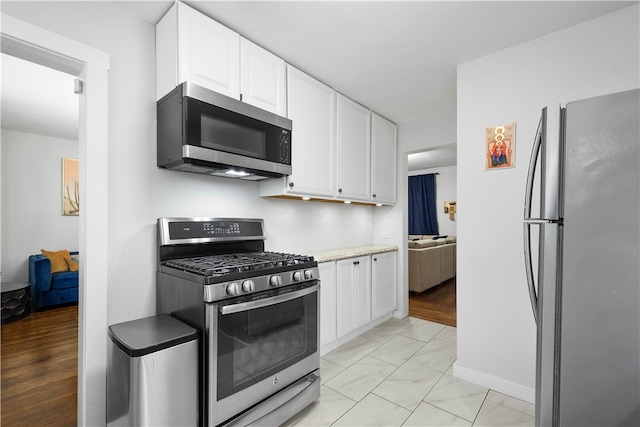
[
  {"left": 523, "top": 118, "right": 544, "bottom": 324},
  {"left": 219, "top": 283, "right": 319, "bottom": 315}
]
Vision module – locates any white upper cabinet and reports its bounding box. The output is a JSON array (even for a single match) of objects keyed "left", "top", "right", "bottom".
[
  {"left": 240, "top": 38, "right": 286, "bottom": 116},
  {"left": 261, "top": 89, "right": 397, "bottom": 205},
  {"left": 156, "top": 3, "right": 286, "bottom": 117},
  {"left": 371, "top": 113, "right": 398, "bottom": 205},
  {"left": 260, "top": 65, "right": 336, "bottom": 198},
  {"left": 336, "top": 94, "right": 371, "bottom": 201},
  {"left": 286, "top": 67, "right": 335, "bottom": 196},
  {"left": 178, "top": 3, "right": 240, "bottom": 99},
  {"left": 157, "top": 2, "right": 240, "bottom": 100}
]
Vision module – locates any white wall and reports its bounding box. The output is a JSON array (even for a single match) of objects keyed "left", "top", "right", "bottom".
[
  {"left": 1, "top": 128, "right": 79, "bottom": 280},
  {"left": 409, "top": 166, "right": 457, "bottom": 237},
  {"left": 455, "top": 5, "right": 639, "bottom": 402}
]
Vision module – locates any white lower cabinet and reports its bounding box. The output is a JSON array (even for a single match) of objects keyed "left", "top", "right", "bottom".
[
  {"left": 319, "top": 251, "right": 397, "bottom": 352},
  {"left": 318, "top": 262, "right": 337, "bottom": 348},
  {"left": 336, "top": 256, "right": 371, "bottom": 338},
  {"left": 372, "top": 251, "right": 397, "bottom": 320}
]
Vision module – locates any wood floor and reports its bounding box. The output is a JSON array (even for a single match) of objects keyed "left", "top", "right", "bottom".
[
  {"left": 408, "top": 277, "right": 457, "bottom": 327},
  {"left": 1, "top": 303, "right": 78, "bottom": 427}
]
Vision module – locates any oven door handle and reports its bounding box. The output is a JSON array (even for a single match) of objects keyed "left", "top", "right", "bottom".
[{"left": 219, "top": 283, "right": 319, "bottom": 315}]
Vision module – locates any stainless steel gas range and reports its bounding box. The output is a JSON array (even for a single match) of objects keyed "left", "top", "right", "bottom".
[{"left": 156, "top": 217, "right": 320, "bottom": 426}]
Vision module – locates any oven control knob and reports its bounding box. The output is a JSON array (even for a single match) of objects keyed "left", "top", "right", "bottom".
[
  {"left": 270, "top": 275, "right": 282, "bottom": 287},
  {"left": 293, "top": 271, "right": 302, "bottom": 281},
  {"left": 242, "top": 280, "right": 255, "bottom": 292},
  {"left": 304, "top": 270, "right": 314, "bottom": 280},
  {"left": 226, "top": 282, "right": 239, "bottom": 296}
]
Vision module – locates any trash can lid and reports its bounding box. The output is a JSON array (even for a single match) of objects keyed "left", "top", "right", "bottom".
[{"left": 109, "top": 314, "right": 198, "bottom": 357}]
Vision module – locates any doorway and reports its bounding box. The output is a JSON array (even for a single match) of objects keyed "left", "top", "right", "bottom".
[
  {"left": 406, "top": 145, "right": 457, "bottom": 326},
  {"left": 1, "top": 13, "right": 109, "bottom": 425},
  {"left": 0, "top": 54, "right": 79, "bottom": 284},
  {"left": 0, "top": 53, "right": 80, "bottom": 424}
]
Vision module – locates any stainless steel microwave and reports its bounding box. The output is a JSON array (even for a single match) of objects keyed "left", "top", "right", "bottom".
[{"left": 157, "top": 82, "right": 292, "bottom": 181}]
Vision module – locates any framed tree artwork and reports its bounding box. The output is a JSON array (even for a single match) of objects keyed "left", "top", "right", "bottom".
[{"left": 62, "top": 157, "right": 79, "bottom": 216}]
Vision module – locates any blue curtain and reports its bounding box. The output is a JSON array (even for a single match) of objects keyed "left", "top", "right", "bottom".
[{"left": 408, "top": 174, "right": 439, "bottom": 235}]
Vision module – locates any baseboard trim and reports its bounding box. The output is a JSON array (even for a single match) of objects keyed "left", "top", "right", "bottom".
[{"left": 452, "top": 362, "right": 535, "bottom": 404}]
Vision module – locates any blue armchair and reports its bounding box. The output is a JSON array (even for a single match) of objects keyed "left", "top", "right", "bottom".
[{"left": 28, "top": 252, "right": 79, "bottom": 309}]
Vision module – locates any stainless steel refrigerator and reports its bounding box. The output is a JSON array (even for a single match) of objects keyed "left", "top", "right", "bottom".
[{"left": 523, "top": 88, "right": 639, "bottom": 427}]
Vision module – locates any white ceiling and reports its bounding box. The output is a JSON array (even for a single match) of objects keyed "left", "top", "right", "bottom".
[
  {"left": 1, "top": 53, "right": 78, "bottom": 140},
  {"left": 408, "top": 144, "right": 457, "bottom": 172},
  {"left": 1, "top": 1, "right": 636, "bottom": 169},
  {"left": 120, "top": 0, "right": 634, "bottom": 123}
]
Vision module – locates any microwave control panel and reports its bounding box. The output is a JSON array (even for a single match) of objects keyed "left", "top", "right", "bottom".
[{"left": 279, "top": 129, "right": 291, "bottom": 164}]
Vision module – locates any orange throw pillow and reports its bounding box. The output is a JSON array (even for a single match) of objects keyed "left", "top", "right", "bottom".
[
  {"left": 67, "top": 256, "right": 79, "bottom": 272},
  {"left": 41, "top": 249, "right": 71, "bottom": 273}
]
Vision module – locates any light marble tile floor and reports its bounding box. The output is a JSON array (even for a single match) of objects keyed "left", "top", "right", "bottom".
[{"left": 284, "top": 316, "right": 534, "bottom": 427}]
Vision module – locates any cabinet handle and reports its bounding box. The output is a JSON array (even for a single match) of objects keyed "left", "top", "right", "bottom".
[
  {"left": 373, "top": 194, "right": 377, "bottom": 198},
  {"left": 353, "top": 261, "right": 359, "bottom": 265},
  {"left": 373, "top": 258, "right": 377, "bottom": 262},
  {"left": 289, "top": 182, "right": 294, "bottom": 187},
  {"left": 338, "top": 188, "right": 343, "bottom": 193}
]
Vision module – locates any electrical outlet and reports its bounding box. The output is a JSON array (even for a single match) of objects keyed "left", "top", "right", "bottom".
[{"left": 381, "top": 232, "right": 390, "bottom": 239}]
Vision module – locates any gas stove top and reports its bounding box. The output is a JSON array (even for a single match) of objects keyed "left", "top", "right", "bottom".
[
  {"left": 157, "top": 217, "right": 318, "bottom": 302},
  {"left": 162, "top": 252, "right": 315, "bottom": 278}
]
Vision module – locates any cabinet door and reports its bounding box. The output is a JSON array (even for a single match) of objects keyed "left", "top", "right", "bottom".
[
  {"left": 336, "top": 258, "right": 356, "bottom": 337},
  {"left": 371, "top": 114, "right": 397, "bottom": 205},
  {"left": 156, "top": 4, "right": 179, "bottom": 99},
  {"left": 372, "top": 252, "right": 397, "bottom": 320},
  {"left": 354, "top": 256, "right": 372, "bottom": 328},
  {"left": 336, "top": 94, "right": 371, "bottom": 201},
  {"left": 240, "top": 38, "right": 286, "bottom": 116},
  {"left": 286, "top": 66, "right": 335, "bottom": 197},
  {"left": 177, "top": 2, "right": 240, "bottom": 99},
  {"left": 318, "top": 262, "right": 337, "bottom": 348}
]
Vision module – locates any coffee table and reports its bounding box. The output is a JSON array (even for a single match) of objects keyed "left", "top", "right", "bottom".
[{"left": 1, "top": 282, "right": 31, "bottom": 324}]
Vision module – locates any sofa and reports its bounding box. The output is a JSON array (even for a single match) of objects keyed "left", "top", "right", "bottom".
[
  {"left": 28, "top": 251, "right": 79, "bottom": 309},
  {"left": 408, "top": 235, "right": 456, "bottom": 293}
]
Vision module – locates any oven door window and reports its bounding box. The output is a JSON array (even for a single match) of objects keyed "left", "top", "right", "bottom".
[
  {"left": 185, "top": 97, "right": 290, "bottom": 164},
  {"left": 216, "top": 285, "right": 318, "bottom": 400}
]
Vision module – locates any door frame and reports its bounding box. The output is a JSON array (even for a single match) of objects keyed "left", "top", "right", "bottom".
[{"left": 1, "top": 13, "right": 109, "bottom": 425}]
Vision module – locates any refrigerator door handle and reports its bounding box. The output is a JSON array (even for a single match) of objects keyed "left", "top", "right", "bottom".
[
  {"left": 523, "top": 222, "right": 538, "bottom": 324},
  {"left": 523, "top": 118, "right": 543, "bottom": 324},
  {"left": 524, "top": 119, "right": 543, "bottom": 221}
]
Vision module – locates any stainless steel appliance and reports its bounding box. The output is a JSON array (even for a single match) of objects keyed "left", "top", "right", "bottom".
[
  {"left": 523, "top": 89, "right": 639, "bottom": 427},
  {"left": 107, "top": 315, "right": 199, "bottom": 426},
  {"left": 156, "top": 217, "right": 320, "bottom": 426},
  {"left": 157, "top": 82, "right": 292, "bottom": 180}
]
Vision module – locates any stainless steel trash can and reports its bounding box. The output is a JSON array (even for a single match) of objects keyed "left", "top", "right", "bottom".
[{"left": 107, "top": 314, "right": 199, "bottom": 426}]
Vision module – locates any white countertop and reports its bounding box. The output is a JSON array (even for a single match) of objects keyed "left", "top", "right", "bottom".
[{"left": 309, "top": 245, "right": 398, "bottom": 263}]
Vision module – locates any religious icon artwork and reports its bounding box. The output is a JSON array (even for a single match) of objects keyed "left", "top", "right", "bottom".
[{"left": 486, "top": 123, "right": 515, "bottom": 170}]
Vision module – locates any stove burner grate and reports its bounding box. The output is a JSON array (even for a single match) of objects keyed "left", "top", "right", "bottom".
[{"left": 163, "top": 252, "right": 314, "bottom": 277}]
